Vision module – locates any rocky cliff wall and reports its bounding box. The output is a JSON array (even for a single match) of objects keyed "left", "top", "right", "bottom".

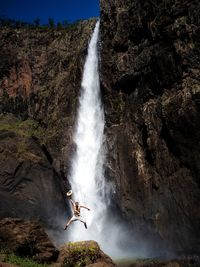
[
  {"left": 0, "top": 20, "right": 96, "bottom": 227},
  {"left": 100, "top": 0, "right": 200, "bottom": 254},
  {"left": 1, "top": 0, "right": 200, "bottom": 256}
]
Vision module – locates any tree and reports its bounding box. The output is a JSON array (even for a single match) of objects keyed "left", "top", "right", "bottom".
[
  {"left": 34, "top": 18, "right": 40, "bottom": 27},
  {"left": 57, "top": 22, "right": 63, "bottom": 29},
  {"left": 0, "top": 17, "right": 12, "bottom": 27},
  {"left": 62, "top": 19, "right": 70, "bottom": 28},
  {"left": 15, "top": 20, "right": 22, "bottom": 28},
  {"left": 48, "top": 17, "right": 55, "bottom": 28}
]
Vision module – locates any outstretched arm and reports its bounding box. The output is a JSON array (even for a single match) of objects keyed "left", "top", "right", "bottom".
[{"left": 80, "top": 205, "right": 90, "bottom": 211}]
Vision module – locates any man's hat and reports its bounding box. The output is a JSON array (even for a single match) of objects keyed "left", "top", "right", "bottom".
[{"left": 66, "top": 190, "right": 73, "bottom": 197}]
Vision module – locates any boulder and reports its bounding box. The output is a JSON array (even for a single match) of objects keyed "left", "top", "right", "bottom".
[
  {"left": 55, "top": 240, "right": 116, "bottom": 267},
  {"left": 0, "top": 217, "right": 58, "bottom": 263}
]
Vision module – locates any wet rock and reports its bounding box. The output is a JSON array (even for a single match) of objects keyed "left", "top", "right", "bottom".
[{"left": 100, "top": 0, "right": 200, "bottom": 254}]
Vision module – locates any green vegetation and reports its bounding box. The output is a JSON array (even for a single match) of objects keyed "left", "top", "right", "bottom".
[
  {"left": 0, "top": 115, "right": 48, "bottom": 160},
  {"left": 0, "top": 16, "right": 85, "bottom": 30},
  {"left": 62, "top": 241, "right": 99, "bottom": 267},
  {"left": 106, "top": 93, "right": 125, "bottom": 125},
  {"left": 33, "top": 18, "right": 41, "bottom": 27},
  {"left": 0, "top": 250, "right": 49, "bottom": 267},
  {"left": 0, "top": 114, "right": 60, "bottom": 161},
  {"left": 0, "top": 114, "right": 46, "bottom": 140}
]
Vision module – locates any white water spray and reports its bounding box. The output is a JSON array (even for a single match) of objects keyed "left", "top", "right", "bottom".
[{"left": 68, "top": 21, "right": 107, "bottom": 243}]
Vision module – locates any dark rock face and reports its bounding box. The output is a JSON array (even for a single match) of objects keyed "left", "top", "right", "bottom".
[
  {"left": 0, "top": 218, "right": 58, "bottom": 263},
  {"left": 100, "top": 0, "right": 200, "bottom": 253},
  {"left": 0, "top": 115, "right": 66, "bottom": 226},
  {"left": 0, "top": 21, "right": 96, "bottom": 226}
]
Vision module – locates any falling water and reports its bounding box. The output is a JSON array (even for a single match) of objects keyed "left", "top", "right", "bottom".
[
  {"left": 68, "top": 21, "right": 107, "bottom": 243},
  {"left": 65, "top": 20, "right": 154, "bottom": 259}
]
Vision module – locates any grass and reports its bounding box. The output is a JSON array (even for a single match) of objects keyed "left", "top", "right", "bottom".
[
  {"left": 0, "top": 114, "right": 58, "bottom": 146},
  {"left": 0, "top": 250, "right": 49, "bottom": 267},
  {"left": 0, "top": 114, "right": 61, "bottom": 162},
  {"left": 0, "top": 114, "right": 45, "bottom": 139}
]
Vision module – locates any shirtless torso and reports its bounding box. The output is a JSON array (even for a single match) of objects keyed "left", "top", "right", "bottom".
[{"left": 64, "top": 198, "right": 90, "bottom": 230}]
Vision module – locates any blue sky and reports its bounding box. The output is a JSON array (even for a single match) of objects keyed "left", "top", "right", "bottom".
[{"left": 0, "top": 0, "right": 99, "bottom": 24}]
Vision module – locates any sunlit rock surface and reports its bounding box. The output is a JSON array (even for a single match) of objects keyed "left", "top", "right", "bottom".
[{"left": 0, "top": 20, "right": 96, "bottom": 226}]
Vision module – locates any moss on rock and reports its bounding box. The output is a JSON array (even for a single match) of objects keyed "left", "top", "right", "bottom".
[
  {"left": 58, "top": 241, "right": 100, "bottom": 267},
  {"left": 56, "top": 240, "right": 115, "bottom": 267}
]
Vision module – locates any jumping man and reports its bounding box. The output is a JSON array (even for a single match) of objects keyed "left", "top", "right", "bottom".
[{"left": 64, "top": 195, "right": 90, "bottom": 230}]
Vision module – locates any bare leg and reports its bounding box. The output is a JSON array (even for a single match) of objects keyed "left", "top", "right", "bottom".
[
  {"left": 64, "top": 217, "right": 76, "bottom": 230},
  {"left": 78, "top": 218, "right": 87, "bottom": 229}
]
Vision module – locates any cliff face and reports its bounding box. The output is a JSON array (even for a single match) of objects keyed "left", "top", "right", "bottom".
[
  {"left": 1, "top": 0, "right": 200, "bottom": 255},
  {"left": 0, "top": 20, "right": 96, "bottom": 226},
  {"left": 100, "top": 0, "right": 200, "bottom": 253}
]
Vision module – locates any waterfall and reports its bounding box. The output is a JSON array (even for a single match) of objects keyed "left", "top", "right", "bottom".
[
  {"left": 68, "top": 21, "right": 107, "bottom": 243},
  {"left": 65, "top": 20, "right": 147, "bottom": 259}
]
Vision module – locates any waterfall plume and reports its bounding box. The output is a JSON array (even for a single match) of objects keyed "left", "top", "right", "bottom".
[
  {"left": 64, "top": 20, "right": 152, "bottom": 259},
  {"left": 68, "top": 20, "right": 107, "bottom": 243}
]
